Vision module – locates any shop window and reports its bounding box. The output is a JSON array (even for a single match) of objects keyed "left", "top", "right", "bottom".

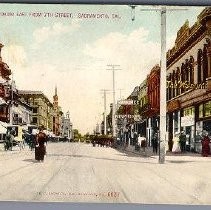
[
  {"left": 183, "top": 106, "right": 194, "bottom": 116},
  {"left": 204, "top": 101, "right": 211, "bottom": 117}
]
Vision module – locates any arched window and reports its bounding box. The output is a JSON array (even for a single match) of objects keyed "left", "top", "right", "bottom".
[
  {"left": 203, "top": 44, "right": 208, "bottom": 82},
  {"left": 197, "top": 49, "right": 203, "bottom": 84},
  {"left": 189, "top": 56, "right": 194, "bottom": 84},
  {"left": 181, "top": 63, "right": 185, "bottom": 93},
  {"left": 176, "top": 67, "right": 180, "bottom": 96},
  {"left": 185, "top": 59, "right": 189, "bottom": 83},
  {"left": 169, "top": 73, "right": 172, "bottom": 99},
  {"left": 167, "top": 74, "right": 170, "bottom": 101},
  {"left": 172, "top": 70, "right": 175, "bottom": 98}
]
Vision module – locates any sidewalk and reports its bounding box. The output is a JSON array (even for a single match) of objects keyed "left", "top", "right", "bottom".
[{"left": 117, "top": 144, "right": 202, "bottom": 157}]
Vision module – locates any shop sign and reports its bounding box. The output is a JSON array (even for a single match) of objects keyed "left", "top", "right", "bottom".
[
  {"left": 167, "top": 81, "right": 207, "bottom": 90},
  {"left": 181, "top": 116, "right": 195, "bottom": 127},
  {"left": 118, "top": 100, "right": 140, "bottom": 105},
  {"left": 115, "top": 114, "right": 141, "bottom": 119}
]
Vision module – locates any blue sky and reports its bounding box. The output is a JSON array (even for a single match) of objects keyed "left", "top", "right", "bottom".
[{"left": 0, "top": 4, "right": 205, "bottom": 133}]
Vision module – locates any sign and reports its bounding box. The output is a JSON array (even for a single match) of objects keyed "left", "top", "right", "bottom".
[
  {"left": 181, "top": 116, "right": 195, "bottom": 127},
  {"left": 115, "top": 114, "right": 141, "bottom": 119},
  {"left": 118, "top": 100, "right": 140, "bottom": 105}
]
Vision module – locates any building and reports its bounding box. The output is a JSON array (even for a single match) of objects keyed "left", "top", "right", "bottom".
[
  {"left": 19, "top": 90, "right": 53, "bottom": 131},
  {"left": 137, "top": 79, "right": 148, "bottom": 138},
  {"left": 140, "top": 64, "right": 160, "bottom": 145},
  {"left": 166, "top": 7, "right": 211, "bottom": 152},
  {"left": 12, "top": 98, "right": 32, "bottom": 125},
  {"left": 0, "top": 43, "right": 11, "bottom": 123},
  {"left": 61, "top": 111, "right": 73, "bottom": 140}
]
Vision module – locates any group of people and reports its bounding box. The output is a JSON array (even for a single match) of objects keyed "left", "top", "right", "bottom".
[{"left": 172, "top": 130, "right": 211, "bottom": 157}]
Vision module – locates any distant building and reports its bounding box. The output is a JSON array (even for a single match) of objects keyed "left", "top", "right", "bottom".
[
  {"left": 61, "top": 111, "right": 73, "bottom": 139},
  {"left": 19, "top": 90, "right": 53, "bottom": 130}
]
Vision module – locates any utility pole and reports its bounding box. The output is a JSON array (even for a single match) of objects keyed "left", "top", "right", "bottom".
[
  {"left": 107, "top": 65, "right": 121, "bottom": 138},
  {"left": 130, "top": 6, "right": 187, "bottom": 164},
  {"left": 100, "top": 89, "right": 111, "bottom": 135},
  {"left": 159, "top": 7, "right": 167, "bottom": 164}
]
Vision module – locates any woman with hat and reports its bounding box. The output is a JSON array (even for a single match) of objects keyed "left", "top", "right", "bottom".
[{"left": 35, "top": 125, "right": 47, "bottom": 162}]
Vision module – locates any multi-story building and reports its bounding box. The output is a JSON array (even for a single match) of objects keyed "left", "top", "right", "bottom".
[
  {"left": 19, "top": 90, "right": 53, "bottom": 131},
  {"left": 166, "top": 7, "right": 211, "bottom": 152},
  {"left": 141, "top": 64, "right": 160, "bottom": 145},
  {"left": 0, "top": 43, "right": 11, "bottom": 123},
  {"left": 137, "top": 79, "right": 148, "bottom": 138}
]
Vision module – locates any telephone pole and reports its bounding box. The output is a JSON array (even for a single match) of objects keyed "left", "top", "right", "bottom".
[
  {"left": 107, "top": 65, "right": 121, "bottom": 137},
  {"left": 130, "top": 6, "right": 187, "bottom": 164},
  {"left": 100, "top": 89, "right": 111, "bottom": 135}
]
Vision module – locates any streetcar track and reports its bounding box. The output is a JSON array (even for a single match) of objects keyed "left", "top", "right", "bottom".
[
  {"left": 133, "top": 162, "right": 203, "bottom": 204},
  {"left": 33, "top": 143, "right": 80, "bottom": 200}
]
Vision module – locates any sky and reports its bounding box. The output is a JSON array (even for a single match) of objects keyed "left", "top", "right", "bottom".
[{"left": 0, "top": 4, "right": 205, "bottom": 134}]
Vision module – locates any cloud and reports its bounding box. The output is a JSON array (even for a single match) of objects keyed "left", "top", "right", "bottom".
[
  {"left": 83, "top": 27, "right": 160, "bottom": 96},
  {"left": 1, "top": 44, "right": 27, "bottom": 68},
  {"left": 33, "top": 20, "right": 80, "bottom": 44}
]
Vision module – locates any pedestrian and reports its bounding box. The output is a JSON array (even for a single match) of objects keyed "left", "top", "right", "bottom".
[
  {"left": 201, "top": 131, "right": 210, "bottom": 157},
  {"left": 35, "top": 126, "right": 47, "bottom": 162},
  {"left": 172, "top": 132, "right": 181, "bottom": 153},
  {"left": 179, "top": 131, "right": 186, "bottom": 153},
  {"left": 152, "top": 132, "right": 158, "bottom": 154},
  {"left": 5, "top": 131, "right": 12, "bottom": 151}
]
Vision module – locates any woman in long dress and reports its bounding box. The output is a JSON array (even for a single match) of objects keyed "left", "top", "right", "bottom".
[
  {"left": 172, "top": 132, "right": 181, "bottom": 153},
  {"left": 35, "top": 126, "right": 47, "bottom": 162},
  {"left": 201, "top": 131, "right": 210, "bottom": 157}
]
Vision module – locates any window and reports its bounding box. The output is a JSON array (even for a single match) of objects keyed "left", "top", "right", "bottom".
[
  {"left": 197, "top": 49, "right": 202, "bottom": 84},
  {"left": 204, "top": 101, "right": 211, "bottom": 117},
  {"left": 33, "top": 107, "right": 38, "bottom": 113},
  {"left": 183, "top": 106, "right": 194, "bottom": 116},
  {"left": 32, "top": 117, "right": 37, "bottom": 123}
]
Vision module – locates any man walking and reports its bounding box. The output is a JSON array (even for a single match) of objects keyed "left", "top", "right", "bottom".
[
  {"left": 152, "top": 132, "right": 158, "bottom": 154},
  {"left": 179, "top": 131, "right": 186, "bottom": 152}
]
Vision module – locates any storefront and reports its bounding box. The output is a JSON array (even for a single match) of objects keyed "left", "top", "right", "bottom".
[{"left": 181, "top": 106, "right": 195, "bottom": 151}]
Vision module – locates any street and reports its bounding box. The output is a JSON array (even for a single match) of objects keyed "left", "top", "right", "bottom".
[{"left": 0, "top": 142, "right": 211, "bottom": 204}]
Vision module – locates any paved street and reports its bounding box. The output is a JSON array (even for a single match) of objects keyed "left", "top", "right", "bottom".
[{"left": 0, "top": 142, "right": 211, "bottom": 204}]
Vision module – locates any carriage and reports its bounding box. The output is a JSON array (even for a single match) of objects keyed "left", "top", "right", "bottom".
[{"left": 5, "top": 125, "right": 25, "bottom": 150}]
